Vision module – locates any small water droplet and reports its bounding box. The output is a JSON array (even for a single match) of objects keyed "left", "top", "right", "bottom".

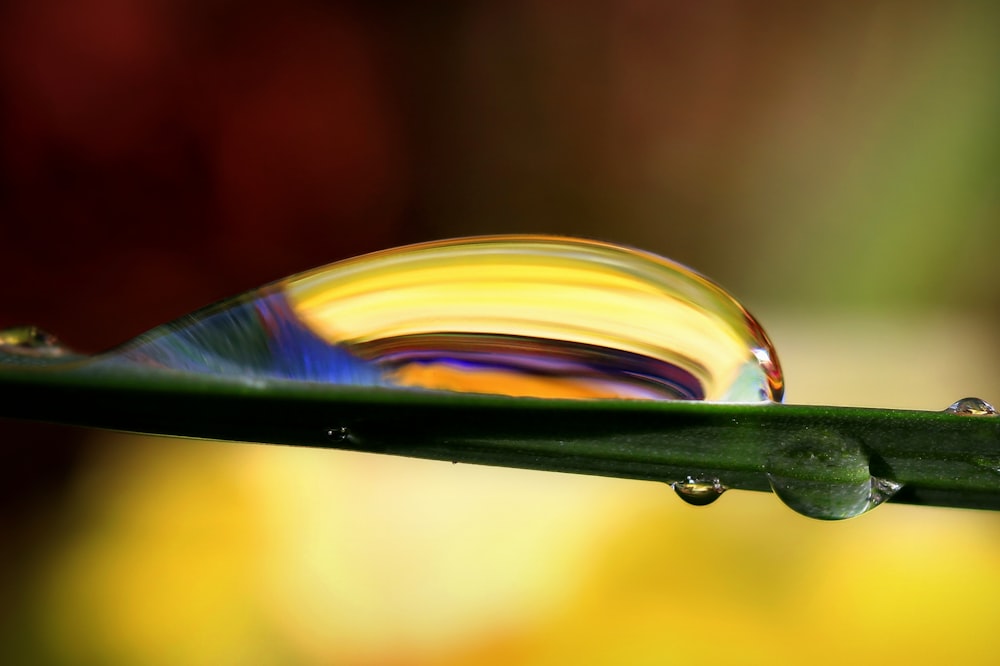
[
  {"left": 87, "top": 236, "right": 782, "bottom": 402},
  {"left": 671, "top": 477, "right": 726, "bottom": 506},
  {"left": 767, "top": 431, "right": 901, "bottom": 520},
  {"left": 944, "top": 397, "right": 997, "bottom": 416},
  {"left": 0, "top": 326, "right": 69, "bottom": 358}
]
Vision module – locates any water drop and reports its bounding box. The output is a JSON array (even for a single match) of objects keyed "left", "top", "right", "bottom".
[
  {"left": 944, "top": 397, "right": 997, "bottom": 416},
  {"left": 767, "top": 431, "right": 901, "bottom": 520},
  {"left": 65, "top": 236, "right": 782, "bottom": 402},
  {"left": 671, "top": 477, "right": 726, "bottom": 506},
  {"left": 0, "top": 326, "right": 69, "bottom": 358}
]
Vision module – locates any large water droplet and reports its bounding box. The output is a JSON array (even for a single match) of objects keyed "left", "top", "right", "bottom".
[
  {"left": 85, "top": 236, "right": 782, "bottom": 402},
  {"left": 944, "top": 397, "right": 997, "bottom": 416},
  {"left": 767, "top": 431, "right": 901, "bottom": 520},
  {"left": 671, "top": 477, "right": 726, "bottom": 506}
]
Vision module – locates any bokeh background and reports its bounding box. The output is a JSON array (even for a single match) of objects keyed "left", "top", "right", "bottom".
[{"left": 2, "top": 1, "right": 1000, "bottom": 663}]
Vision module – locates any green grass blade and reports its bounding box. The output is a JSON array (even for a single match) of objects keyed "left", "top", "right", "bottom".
[{"left": 2, "top": 355, "right": 998, "bottom": 515}]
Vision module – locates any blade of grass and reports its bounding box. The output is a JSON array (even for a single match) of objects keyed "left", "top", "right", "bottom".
[{"left": 1, "top": 356, "right": 998, "bottom": 512}]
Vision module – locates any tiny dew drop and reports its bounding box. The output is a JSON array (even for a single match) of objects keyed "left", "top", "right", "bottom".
[
  {"left": 0, "top": 326, "right": 68, "bottom": 358},
  {"left": 671, "top": 477, "right": 726, "bottom": 506},
  {"left": 767, "top": 431, "right": 901, "bottom": 520},
  {"left": 943, "top": 397, "right": 997, "bottom": 416}
]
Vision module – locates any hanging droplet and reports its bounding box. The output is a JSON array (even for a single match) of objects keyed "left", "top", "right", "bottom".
[
  {"left": 76, "top": 236, "right": 781, "bottom": 402},
  {"left": 0, "top": 326, "right": 73, "bottom": 359},
  {"left": 671, "top": 477, "right": 726, "bottom": 506},
  {"left": 943, "top": 397, "right": 997, "bottom": 416},
  {"left": 767, "top": 431, "right": 901, "bottom": 520}
]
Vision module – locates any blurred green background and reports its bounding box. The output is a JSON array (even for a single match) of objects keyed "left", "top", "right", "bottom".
[{"left": 2, "top": 1, "right": 999, "bottom": 664}]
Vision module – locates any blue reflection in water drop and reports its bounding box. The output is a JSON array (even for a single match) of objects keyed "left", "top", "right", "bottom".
[{"left": 114, "top": 292, "right": 381, "bottom": 385}]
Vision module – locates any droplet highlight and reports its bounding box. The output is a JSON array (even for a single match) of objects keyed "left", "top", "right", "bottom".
[
  {"left": 671, "top": 477, "right": 726, "bottom": 506},
  {"left": 767, "top": 431, "right": 901, "bottom": 520},
  {"left": 325, "top": 426, "right": 354, "bottom": 443},
  {"left": 79, "top": 236, "right": 783, "bottom": 402},
  {"left": 944, "top": 397, "right": 997, "bottom": 416},
  {"left": 326, "top": 427, "right": 351, "bottom": 442}
]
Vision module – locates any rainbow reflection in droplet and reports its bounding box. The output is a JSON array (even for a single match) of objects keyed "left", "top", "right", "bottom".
[{"left": 97, "top": 236, "right": 784, "bottom": 402}]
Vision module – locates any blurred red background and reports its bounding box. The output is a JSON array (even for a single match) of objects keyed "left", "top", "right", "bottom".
[{"left": 0, "top": 0, "right": 418, "bottom": 348}]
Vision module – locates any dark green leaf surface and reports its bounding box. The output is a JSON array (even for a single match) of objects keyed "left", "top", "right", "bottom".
[{"left": 1, "top": 356, "right": 998, "bottom": 512}]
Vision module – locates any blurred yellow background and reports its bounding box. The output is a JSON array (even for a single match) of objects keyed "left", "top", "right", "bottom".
[{"left": 1, "top": 2, "right": 999, "bottom": 664}]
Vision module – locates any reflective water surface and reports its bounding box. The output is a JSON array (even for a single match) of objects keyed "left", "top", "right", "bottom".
[{"left": 6, "top": 236, "right": 785, "bottom": 402}]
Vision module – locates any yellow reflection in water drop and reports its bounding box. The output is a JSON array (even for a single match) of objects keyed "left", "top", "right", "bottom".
[{"left": 284, "top": 236, "right": 782, "bottom": 401}]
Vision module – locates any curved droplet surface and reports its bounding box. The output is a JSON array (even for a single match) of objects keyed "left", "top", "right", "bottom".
[
  {"left": 944, "top": 397, "right": 997, "bottom": 416},
  {"left": 671, "top": 477, "right": 726, "bottom": 506},
  {"left": 767, "top": 430, "right": 901, "bottom": 520},
  {"left": 90, "top": 236, "right": 783, "bottom": 402}
]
